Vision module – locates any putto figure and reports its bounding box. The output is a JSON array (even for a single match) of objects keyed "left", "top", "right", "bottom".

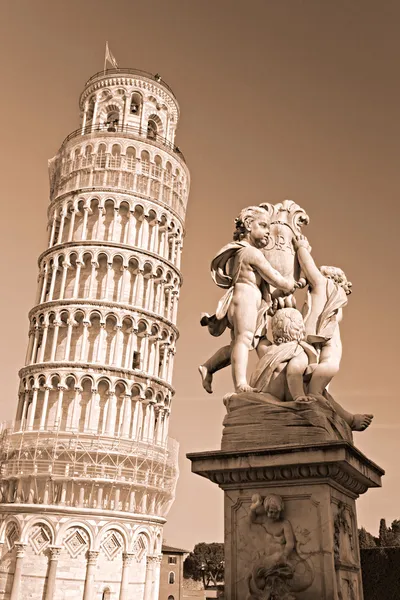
[
  {"left": 247, "top": 493, "right": 313, "bottom": 600},
  {"left": 199, "top": 206, "right": 297, "bottom": 394},
  {"left": 249, "top": 307, "right": 317, "bottom": 403}
]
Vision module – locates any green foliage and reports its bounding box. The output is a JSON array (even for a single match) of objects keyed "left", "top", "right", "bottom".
[
  {"left": 183, "top": 542, "right": 224, "bottom": 586},
  {"left": 361, "top": 547, "right": 400, "bottom": 599},
  {"left": 359, "top": 527, "right": 376, "bottom": 549}
]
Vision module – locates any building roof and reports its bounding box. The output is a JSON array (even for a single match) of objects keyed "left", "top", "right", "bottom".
[{"left": 162, "top": 544, "right": 190, "bottom": 554}]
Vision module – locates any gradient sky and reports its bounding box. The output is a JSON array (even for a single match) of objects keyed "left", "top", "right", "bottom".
[{"left": 0, "top": 0, "right": 399, "bottom": 551}]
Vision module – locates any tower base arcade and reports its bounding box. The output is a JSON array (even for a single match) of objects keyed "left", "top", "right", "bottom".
[{"left": 0, "top": 507, "right": 162, "bottom": 600}]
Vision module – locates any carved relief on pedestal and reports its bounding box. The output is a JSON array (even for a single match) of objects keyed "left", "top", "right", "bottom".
[
  {"left": 333, "top": 501, "right": 356, "bottom": 568},
  {"left": 244, "top": 494, "right": 313, "bottom": 600}
]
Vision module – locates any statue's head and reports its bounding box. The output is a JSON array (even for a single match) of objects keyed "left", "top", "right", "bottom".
[
  {"left": 233, "top": 206, "right": 271, "bottom": 248},
  {"left": 271, "top": 308, "right": 305, "bottom": 344},
  {"left": 263, "top": 494, "right": 284, "bottom": 520},
  {"left": 320, "top": 266, "right": 352, "bottom": 295}
]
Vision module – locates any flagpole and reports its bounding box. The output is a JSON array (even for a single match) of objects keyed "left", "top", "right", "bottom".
[{"left": 104, "top": 42, "right": 107, "bottom": 75}]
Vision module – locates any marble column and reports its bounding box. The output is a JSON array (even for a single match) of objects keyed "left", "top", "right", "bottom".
[
  {"left": 83, "top": 550, "right": 99, "bottom": 600},
  {"left": 38, "top": 323, "right": 49, "bottom": 363},
  {"left": 67, "top": 208, "right": 76, "bottom": 241},
  {"left": 121, "top": 394, "right": 132, "bottom": 437},
  {"left": 39, "top": 386, "right": 51, "bottom": 430},
  {"left": 10, "top": 543, "right": 26, "bottom": 600},
  {"left": 27, "top": 386, "right": 39, "bottom": 430},
  {"left": 54, "top": 385, "right": 65, "bottom": 428},
  {"left": 143, "top": 555, "right": 162, "bottom": 600},
  {"left": 44, "top": 546, "right": 62, "bottom": 600},
  {"left": 119, "top": 552, "right": 134, "bottom": 600}
]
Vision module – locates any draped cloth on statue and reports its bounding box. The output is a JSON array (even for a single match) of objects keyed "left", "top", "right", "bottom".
[
  {"left": 202, "top": 240, "right": 271, "bottom": 346},
  {"left": 249, "top": 341, "right": 318, "bottom": 391},
  {"left": 302, "top": 279, "right": 348, "bottom": 344},
  {"left": 221, "top": 391, "right": 353, "bottom": 451}
]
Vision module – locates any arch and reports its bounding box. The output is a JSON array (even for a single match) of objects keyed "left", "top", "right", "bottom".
[
  {"left": 97, "top": 378, "right": 111, "bottom": 433},
  {"left": 55, "top": 521, "right": 95, "bottom": 548},
  {"left": 104, "top": 314, "right": 118, "bottom": 365},
  {"left": 147, "top": 114, "right": 163, "bottom": 139},
  {"left": 110, "top": 143, "right": 122, "bottom": 169},
  {"left": 102, "top": 589, "right": 111, "bottom": 600},
  {"left": 125, "top": 146, "right": 136, "bottom": 171},
  {"left": 132, "top": 528, "right": 151, "bottom": 556},
  {"left": 0, "top": 517, "right": 21, "bottom": 545},
  {"left": 102, "top": 199, "right": 116, "bottom": 242},
  {"left": 103, "top": 104, "right": 121, "bottom": 131},
  {"left": 95, "top": 143, "right": 107, "bottom": 168},
  {"left": 22, "top": 518, "right": 55, "bottom": 547},
  {"left": 130, "top": 91, "right": 142, "bottom": 115},
  {"left": 96, "top": 522, "right": 129, "bottom": 553},
  {"left": 169, "top": 571, "right": 176, "bottom": 584}
]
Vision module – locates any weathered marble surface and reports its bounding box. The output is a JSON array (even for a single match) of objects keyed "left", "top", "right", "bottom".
[
  {"left": 222, "top": 391, "right": 353, "bottom": 452},
  {"left": 188, "top": 443, "right": 384, "bottom": 600}
]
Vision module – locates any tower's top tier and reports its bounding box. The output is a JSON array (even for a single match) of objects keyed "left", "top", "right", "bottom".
[{"left": 79, "top": 68, "right": 180, "bottom": 147}]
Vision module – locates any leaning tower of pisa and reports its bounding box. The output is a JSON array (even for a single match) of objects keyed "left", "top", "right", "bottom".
[{"left": 0, "top": 68, "right": 189, "bottom": 600}]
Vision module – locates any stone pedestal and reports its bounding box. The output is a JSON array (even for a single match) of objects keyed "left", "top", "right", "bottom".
[{"left": 188, "top": 441, "right": 384, "bottom": 600}]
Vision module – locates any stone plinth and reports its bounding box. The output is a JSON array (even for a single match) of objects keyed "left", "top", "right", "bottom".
[{"left": 188, "top": 441, "right": 384, "bottom": 600}]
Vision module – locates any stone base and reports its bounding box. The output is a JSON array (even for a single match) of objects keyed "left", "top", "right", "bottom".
[
  {"left": 188, "top": 442, "right": 384, "bottom": 600},
  {"left": 222, "top": 392, "right": 353, "bottom": 452}
]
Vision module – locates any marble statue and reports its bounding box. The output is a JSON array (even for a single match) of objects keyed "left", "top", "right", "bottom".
[
  {"left": 199, "top": 205, "right": 298, "bottom": 394},
  {"left": 199, "top": 200, "right": 373, "bottom": 449},
  {"left": 247, "top": 493, "right": 313, "bottom": 599}
]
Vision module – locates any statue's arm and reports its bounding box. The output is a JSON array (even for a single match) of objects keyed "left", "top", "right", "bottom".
[
  {"left": 250, "top": 249, "right": 295, "bottom": 292},
  {"left": 295, "top": 242, "right": 324, "bottom": 289}
]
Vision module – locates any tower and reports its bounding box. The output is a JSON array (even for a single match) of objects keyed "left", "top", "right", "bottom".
[{"left": 0, "top": 67, "right": 189, "bottom": 600}]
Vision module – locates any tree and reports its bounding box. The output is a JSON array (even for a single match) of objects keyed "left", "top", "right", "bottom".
[
  {"left": 183, "top": 542, "right": 224, "bottom": 587},
  {"left": 358, "top": 527, "right": 376, "bottom": 549},
  {"left": 379, "top": 518, "right": 388, "bottom": 546}
]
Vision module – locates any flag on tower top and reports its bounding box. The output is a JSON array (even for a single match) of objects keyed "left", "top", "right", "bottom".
[{"left": 105, "top": 42, "right": 118, "bottom": 69}]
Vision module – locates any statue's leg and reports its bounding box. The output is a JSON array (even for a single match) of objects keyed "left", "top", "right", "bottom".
[
  {"left": 229, "top": 291, "right": 258, "bottom": 393},
  {"left": 323, "top": 390, "right": 373, "bottom": 431},
  {"left": 307, "top": 342, "right": 340, "bottom": 396},
  {"left": 199, "top": 345, "right": 232, "bottom": 394}
]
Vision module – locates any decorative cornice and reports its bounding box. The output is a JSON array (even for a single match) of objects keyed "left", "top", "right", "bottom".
[
  {"left": 79, "top": 74, "right": 179, "bottom": 118},
  {"left": 188, "top": 442, "right": 384, "bottom": 498},
  {"left": 18, "top": 362, "right": 175, "bottom": 394},
  {"left": 37, "top": 241, "right": 183, "bottom": 283},
  {"left": 49, "top": 187, "right": 186, "bottom": 227},
  {"left": 28, "top": 299, "right": 179, "bottom": 336}
]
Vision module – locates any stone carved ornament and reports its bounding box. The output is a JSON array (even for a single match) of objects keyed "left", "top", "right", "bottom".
[
  {"left": 198, "top": 201, "right": 373, "bottom": 449},
  {"left": 247, "top": 494, "right": 313, "bottom": 600}
]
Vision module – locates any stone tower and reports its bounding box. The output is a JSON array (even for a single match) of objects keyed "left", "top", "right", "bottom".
[{"left": 0, "top": 67, "right": 189, "bottom": 600}]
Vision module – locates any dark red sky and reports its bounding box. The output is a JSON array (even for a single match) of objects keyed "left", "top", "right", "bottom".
[{"left": 0, "top": 0, "right": 399, "bottom": 549}]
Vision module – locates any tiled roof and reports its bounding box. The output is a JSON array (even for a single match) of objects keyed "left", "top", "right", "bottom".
[{"left": 162, "top": 544, "right": 190, "bottom": 554}]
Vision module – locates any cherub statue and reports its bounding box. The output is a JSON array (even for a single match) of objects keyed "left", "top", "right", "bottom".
[
  {"left": 199, "top": 206, "right": 297, "bottom": 394},
  {"left": 249, "top": 307, "right": 373, "bottom": 432},
  {"left": 294, "top": 235, "right": 373, "bottom": 431},
  {"left": 249, "top": 307, "right": 316, "bottom": 403}
]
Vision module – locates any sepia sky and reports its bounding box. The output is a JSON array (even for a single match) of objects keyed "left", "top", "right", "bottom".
[{"left": 0, "top": 0, "right": 399, "bottom": 551}]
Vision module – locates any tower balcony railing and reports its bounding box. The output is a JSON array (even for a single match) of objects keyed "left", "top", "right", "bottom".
[
  {"left": 84, "top": 68, "right": 177, "bottom": 100},
  {"left": 0, "top": 425, "right": 178, "bottom": 485},
  {"left": 61, "top": 123, "right": 186, "bottom": 164}
]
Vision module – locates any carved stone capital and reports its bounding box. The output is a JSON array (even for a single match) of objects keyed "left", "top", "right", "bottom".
[
  {"left": 49, "top": 546, "right": 62, "bottom": 560},
  {"left": 14, "top": 542, "right": 26, "bottom": 558},
  {"left": 122, "top": 552, "right": 134, "bottom": 566},
  {"left": 86, "top": 550, "right": 99, "bottom": 565},
  {"left": 146, "top": 554, "right": 162, "bottom": 565}
]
